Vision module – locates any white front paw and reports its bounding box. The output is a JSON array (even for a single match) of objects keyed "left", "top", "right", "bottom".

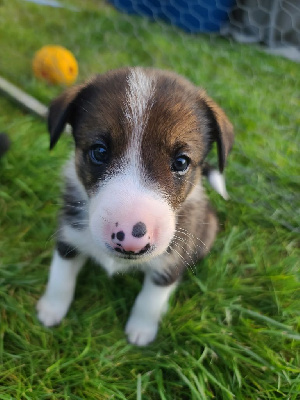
[
  {"left": 125, "top": 312, "right": 159, "bottom": 346},
  {"left": 37, "top": 295, "right": 70, "bottom": 327}
]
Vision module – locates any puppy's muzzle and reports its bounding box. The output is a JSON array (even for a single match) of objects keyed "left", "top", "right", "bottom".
[{"left": 110, "top": 221, "right": 152, "bottom": 256}]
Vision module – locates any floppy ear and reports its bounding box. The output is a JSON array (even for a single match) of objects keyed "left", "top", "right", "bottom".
[
  {"left": 48, "top": 85, "right": 84, "bottom": 150},
  {"left": 199, "top": 90, "right": 234, "bottom": 173}
]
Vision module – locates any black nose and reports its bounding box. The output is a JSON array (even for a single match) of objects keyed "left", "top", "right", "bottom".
[{"left": 132, "top": 222, "right": 147, "bottom": 238}]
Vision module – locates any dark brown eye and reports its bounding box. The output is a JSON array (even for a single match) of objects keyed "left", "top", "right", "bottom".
[
  {"left": 172, "top": 155, "right": 190, "bottom": 175},
  {"left": 89, "top": 142, "right": 109, "bottom": 165}
]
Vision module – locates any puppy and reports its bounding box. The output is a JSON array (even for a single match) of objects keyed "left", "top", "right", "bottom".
[{"left": 37, "top": 67, "right": 234, "bottom": 346}]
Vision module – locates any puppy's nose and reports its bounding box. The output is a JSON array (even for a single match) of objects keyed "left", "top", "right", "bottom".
[
  {"left": 111, "top": 222, "right": 151, "bottom": 255},
  {"left": 132, "top": 222, "right": 147, "bottom": 238}
]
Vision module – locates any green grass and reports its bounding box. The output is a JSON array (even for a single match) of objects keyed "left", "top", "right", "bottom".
[{"left": 0, "top": 0, "right": 299, "bottom": 398}]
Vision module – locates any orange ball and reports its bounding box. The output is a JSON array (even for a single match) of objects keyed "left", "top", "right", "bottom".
[{"left": 32, "top": 45, "right": 78, "bottom": 85}]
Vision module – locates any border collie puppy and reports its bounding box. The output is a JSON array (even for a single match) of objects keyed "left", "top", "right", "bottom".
[{"left": 37, "top": 67, "right": 234, "bottom": 346}]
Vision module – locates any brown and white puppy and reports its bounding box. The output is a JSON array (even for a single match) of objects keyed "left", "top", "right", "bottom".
[{"left": 37, "top": 67, "right": 234, "bottom": 346}]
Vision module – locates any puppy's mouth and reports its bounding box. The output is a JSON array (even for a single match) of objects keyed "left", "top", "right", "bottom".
[{"left": 105, "top": 243, "right": 155, "bottom": 260}]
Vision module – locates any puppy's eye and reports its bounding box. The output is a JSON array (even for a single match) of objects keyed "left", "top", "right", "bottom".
[
  {"left": 172, "top": 155, "right": 190, "bottom": 175},
  {"left": 89, "top": 143, "right": 109, "bottom": 165}
]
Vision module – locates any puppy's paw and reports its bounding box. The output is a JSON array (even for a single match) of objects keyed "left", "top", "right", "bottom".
[
  {"left": 37, "top": 296, "right": 69, "bottom": 327},
  {"left": 125, "top": 312, "right": 158, "bottom": 346}
]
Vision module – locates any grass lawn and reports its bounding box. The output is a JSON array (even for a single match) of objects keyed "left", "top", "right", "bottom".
[{"left": 0, "top": 0, "right": 299, "bottom": 398}]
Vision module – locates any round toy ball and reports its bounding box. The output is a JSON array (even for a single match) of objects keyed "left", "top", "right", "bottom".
[{"left": 32, "top": 45, "right": 78, "bottom": 85}]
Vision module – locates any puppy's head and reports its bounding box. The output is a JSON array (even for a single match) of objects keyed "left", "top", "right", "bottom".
[{"left": 49, "top": 67, "right": 233, "bottom": 261}]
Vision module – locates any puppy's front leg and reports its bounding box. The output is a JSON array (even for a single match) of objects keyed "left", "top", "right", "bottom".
[
  {"left": 125, "top": 272, "right": 177, "bottom": 346},
  {"left": 37, "top": 243, "right": 86, "bottom": 327}
]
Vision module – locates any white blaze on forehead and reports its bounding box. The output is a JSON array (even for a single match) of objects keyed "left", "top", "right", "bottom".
[
  {"left": 122, "top": 68, "right": 156, "bottom": 189},
  {"left": 124, "top": 68, "right": 155, "bottom": 143}
]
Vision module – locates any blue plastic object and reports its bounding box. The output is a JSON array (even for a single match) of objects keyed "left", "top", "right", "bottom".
[{"left": 109, "top": 0, "right": 235, "bottom": 33}]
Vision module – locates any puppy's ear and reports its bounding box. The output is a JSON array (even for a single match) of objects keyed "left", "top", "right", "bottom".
[
  {"left": 199, "top": 90, "right": 234, "bottom": 172},
  {"left": 48, "top": 85, "right": 84, "bottom": 150}
]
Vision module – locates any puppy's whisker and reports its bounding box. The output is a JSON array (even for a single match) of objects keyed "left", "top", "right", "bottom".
[
  {"left": 171, "top": 238, "right": 197, "bottom": 272},
  {"left": 47, "top": 227, "right": 64, "bottom": 242},
  {"left": 175, "top": 228, "right": 209, "bottom": 253},
  {"left": 170, "top": 241, "right": 196, "bottom": 274},
  {"left": 176, "top": 227, "right": 209, "bottom": 249},
  {"left": 174, "top": 228, "right": 198, "bottom": 249},
  {"left": 172, "top": 234, "right": 197, "bottom": 257},
  {"left": 168, "top": 244, "right": 195, "bottom": 275},
  {"left": 64, "top": 204, "right": 86, "bottom": 210},
  {"left": 69, "top": 222, "right": 89, "bottom": 228}
]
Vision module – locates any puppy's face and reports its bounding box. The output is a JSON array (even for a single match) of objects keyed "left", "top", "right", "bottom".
[{"left": 49, "top": 68, "right": 233, "bottom": 261}]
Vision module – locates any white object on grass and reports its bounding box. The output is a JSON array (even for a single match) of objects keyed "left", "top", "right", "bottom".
[
  {"left": 23, "top": 0, "right": 78, "bottom": 10},
  {"left": 0, "top": 75, "right": 71, "bottom": 133},
  {"left": 0, "top": 76, "right": 48, "bottom": 119}
]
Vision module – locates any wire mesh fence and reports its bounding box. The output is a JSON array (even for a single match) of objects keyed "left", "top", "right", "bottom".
[{"left": 0, "top": 0, "right": 299, "bottom": 99}]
